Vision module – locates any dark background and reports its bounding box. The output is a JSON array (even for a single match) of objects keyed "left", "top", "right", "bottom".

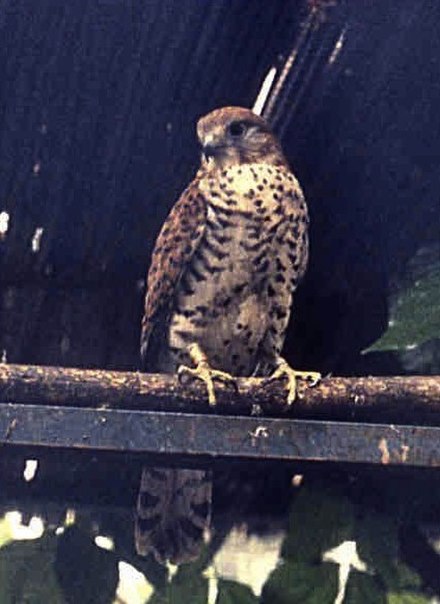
[{"left": 0, "top": 0, "right": 438, "bottom": 376}]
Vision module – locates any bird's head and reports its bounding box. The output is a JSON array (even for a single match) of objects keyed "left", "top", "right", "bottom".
[{"left": 196, "top": 107, "right": 287, "bottom": 170}]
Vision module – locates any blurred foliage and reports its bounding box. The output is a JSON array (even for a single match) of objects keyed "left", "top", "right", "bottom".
[
  {"left": 261, "top": 561, "right": 338, "bottom": 603},
  {"left": 0, "top": 484, "right": 438, "bottom": 603},
  {"left": 0, "top": 525, "right": 119, "bottom": 604},
  {"left": 281, "top": 487, "right": 355, "bottom": 561},
  {"left": 216, "top": 580, "right": 258, "bottom": 603},
  {"left": 387, "top": 593, "right": 432, "bottom": 604},
  {"left": 0, "top": 515, "right": 15, "bottom": 549},
  {"left": 0, "top": 533, "right": 64, "bottom": 604},
  {"left": 344, "top": 572, "right": 386, "bottom": 603},
  {"left": 148, "top": 563, "right": 208, "bottom": 604},
  {"left": 149, "top": 574, "right": 259, "bottom": 603},
  {"left": 369, "top": 246, "right": 440, "bottom": 352},
  {"left": 261, "top": 485, "right": 434, "bottom": 604},
  {"left": 54, "top": 526, "right": 118, "bottom": 604}
]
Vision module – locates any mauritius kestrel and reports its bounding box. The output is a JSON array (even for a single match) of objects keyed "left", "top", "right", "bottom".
[{"left": 136, "top": 106, "right": 320, "bottom": 564}]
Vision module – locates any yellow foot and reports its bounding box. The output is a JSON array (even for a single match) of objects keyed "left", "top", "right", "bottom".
[
  {"left": 268, "top": 358, "right": 321, "bottom": 405},
  {"left": 177, "top": 343, "right": 236, "bottom": 406}
]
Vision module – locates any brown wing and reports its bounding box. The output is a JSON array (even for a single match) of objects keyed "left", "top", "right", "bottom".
[{"left": 140, "top": 178, "right": 207, "bottom": 366}]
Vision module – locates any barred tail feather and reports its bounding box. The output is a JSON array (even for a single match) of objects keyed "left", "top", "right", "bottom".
[{"left": 135, "top": 467, "right": 212, "bottom": 565}]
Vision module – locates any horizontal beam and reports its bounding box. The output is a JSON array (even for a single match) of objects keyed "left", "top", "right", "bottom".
[
  {"left": 0, "top": 364, "right": 439, "bottom": 424},
  {"left": 1, "top": 402, "right": 439, "bottom": 467}
]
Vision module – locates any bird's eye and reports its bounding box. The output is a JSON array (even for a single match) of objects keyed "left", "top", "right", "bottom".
[{"left": 228, "top": 121, "right": 247, "bottom": 137}]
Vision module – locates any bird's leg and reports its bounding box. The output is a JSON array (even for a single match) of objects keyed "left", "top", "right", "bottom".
[
  {"left": 267, "top": 357, "right": 321, "bottom": 405},
  {"left": 177, "top": 343, "right": 236, "bottom": 406}
]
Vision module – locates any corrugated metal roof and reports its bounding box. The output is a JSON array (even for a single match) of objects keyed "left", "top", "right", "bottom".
[{"left": 0, "top": 0, "right": 438, "bottom": 372}]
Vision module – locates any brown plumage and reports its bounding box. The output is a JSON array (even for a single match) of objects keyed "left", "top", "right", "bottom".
[{"left": 136, "top": 106, "right": 319, "bottom": 564}]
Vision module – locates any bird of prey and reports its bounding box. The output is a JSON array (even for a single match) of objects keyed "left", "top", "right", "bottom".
[{"left": 136, "top": 106, "right": 320, "bottom": 564}]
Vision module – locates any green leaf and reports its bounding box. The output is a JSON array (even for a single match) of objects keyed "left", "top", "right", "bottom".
[
  {"left": 355, "top": 510, "right": 400, "bottom": 588},
  {"left": 387, "top": 591, "right": 432, "bottom": 604},
  {"left": 282, "top": 487, "right": 355, "bottom": 562},
  {"left": 216, "top": 579, "right": 258, "bottom": 604},
  {"left": 148, "top": 571, "right": 208, "bottom": 604},
  {"left": 0, "top": 534, "right": 65, "bottom": 604},
  {"left": 391, "top": 564, "right": 423, "bottom": 592},
  {"left": 273, "top": 487, "right": 432, "bottom": 603},
  {"left": 355, "top": 511, "right": 423, "bottom": 593},
  {"left": 367, "top": 257, "right": 440, "bottom": 352},
  {"left": 261, "top": 561, "right": 338, "bottom": 604},
  {"left": 345, "top": 571, "right": 386, "bottom": 603},
  {"left": 54, "top": 526, "right": 118, "bottom": 604}
]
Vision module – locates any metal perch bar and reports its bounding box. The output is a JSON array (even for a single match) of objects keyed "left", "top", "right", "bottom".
[{"left": 0, "top": 403, "right": 439, "bottom": 468}]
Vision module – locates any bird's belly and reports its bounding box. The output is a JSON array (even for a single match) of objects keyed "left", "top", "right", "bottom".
[
  {"left": 167, "top": 164, "right": 305, "bottom": 376},
  {"left": 169, "top": 257, "right": 269, "bottom": 376},
  {"left": 168, "top": 209, "right": 275, "bottom": 375}
]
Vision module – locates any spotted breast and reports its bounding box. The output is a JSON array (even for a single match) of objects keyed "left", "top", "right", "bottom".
[{"left": 168, "top": 162, "right": 308, "bottom": 377}]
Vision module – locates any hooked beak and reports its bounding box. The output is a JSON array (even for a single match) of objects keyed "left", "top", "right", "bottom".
[
  {"left": 202, "top": 143, "right": 222, "bottom": 160},
  {"left": 200, "top": 132, "right": 226, "bottom": 161}
]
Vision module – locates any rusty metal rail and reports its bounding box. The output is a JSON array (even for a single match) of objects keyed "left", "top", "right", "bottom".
[
  {"left": 0, "top": 402, "right": 439, "bottom": 468},
  {"left": 0, "top": 365, "right": 439, "bottom": 468}
]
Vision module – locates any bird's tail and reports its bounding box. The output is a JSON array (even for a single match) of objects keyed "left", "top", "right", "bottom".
[{"left": 135, "top": 466, "right": 212, "bottom": 565}]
